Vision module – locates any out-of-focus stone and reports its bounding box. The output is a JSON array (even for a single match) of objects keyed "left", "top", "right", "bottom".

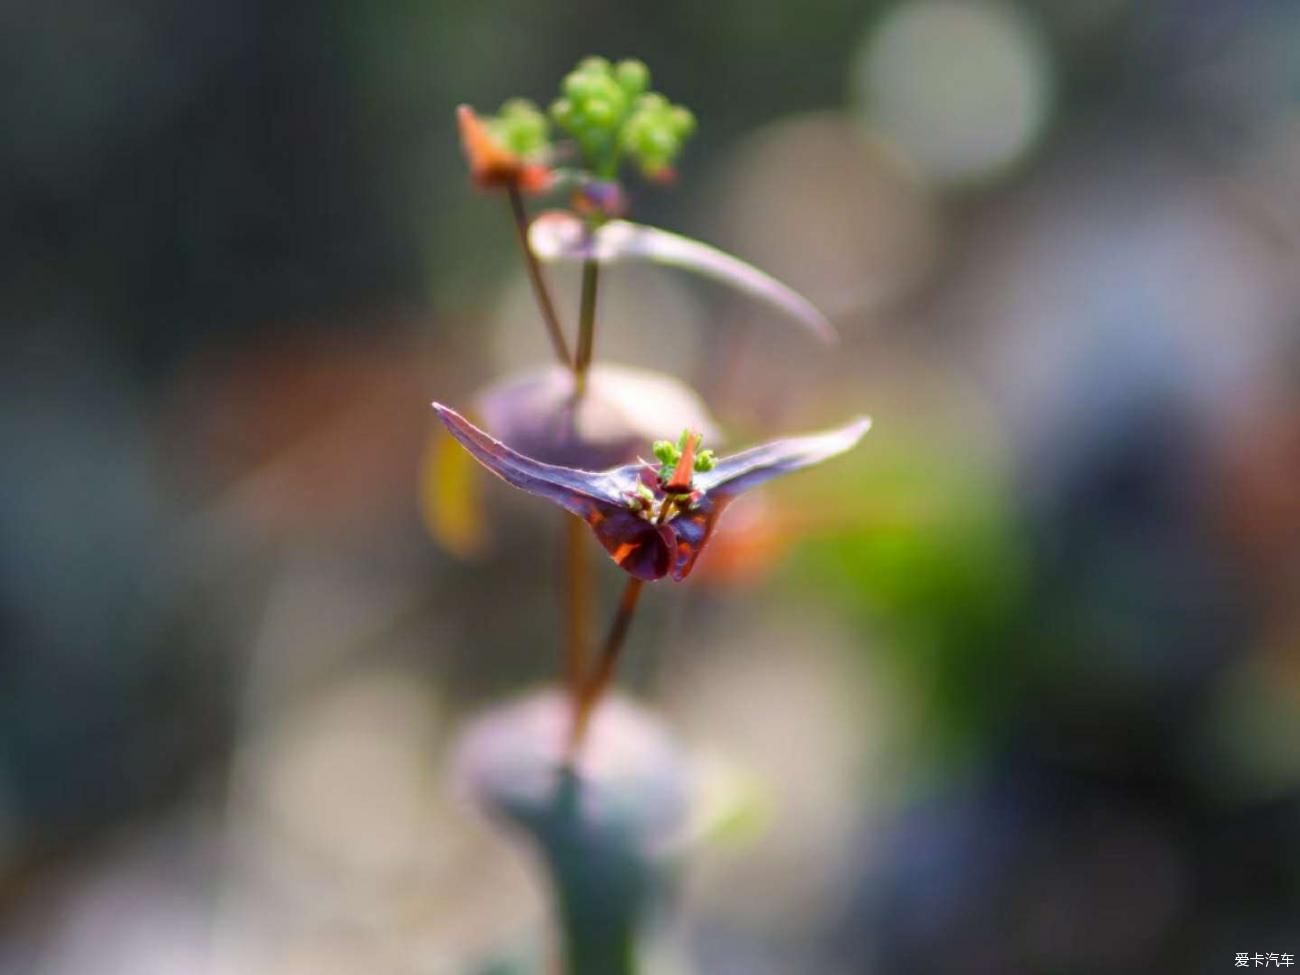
[{"left": 474, "top": 363, "right": 720, "bottom": 470}]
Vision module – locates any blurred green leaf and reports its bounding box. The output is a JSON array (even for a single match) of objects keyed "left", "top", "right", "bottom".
[{"left": 787, "top": 428, "right": 1030, "bottom": 766}]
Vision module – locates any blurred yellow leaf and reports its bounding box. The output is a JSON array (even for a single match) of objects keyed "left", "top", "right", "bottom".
[{"left": 420, "top": 426, "right": 487, "bottom": 557}]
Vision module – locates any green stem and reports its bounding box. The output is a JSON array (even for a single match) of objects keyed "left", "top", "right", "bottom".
[
  {"left": 507, "top": 187, "right": 573, "bottom": 368},
  {"left": 573, "top": 257, "right": 600, "bottom": 397},
  {"left": 537, "top": 771, "right": 645, "bottom": 975},
  {"left": 559, "top": 899, "right": 637, "bottom": 975}
]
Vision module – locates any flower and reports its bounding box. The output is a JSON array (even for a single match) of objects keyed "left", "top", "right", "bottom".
[
  {"left": 457, "top": 104, "right": 552, "bottom": 194},
  {"left": 421, "top": 365, "right": 719, "bottom": 556},
  {"left": 432, "top": 403, "right": 870, "bottom": 581}
]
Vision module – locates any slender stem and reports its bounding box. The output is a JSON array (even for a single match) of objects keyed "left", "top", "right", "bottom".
[
  {"left": 566, "top": 253, "right": 601, "bottom": 720},
  {"left": 573, "top": 257, "right": 600, "bottom": 397},
  {"left": 563, "top": 513, "right": 591, "bottom": 698},
  {"left": 507, "top": 187, "right": 572, "bottom": 368},
  {"left": 567, "top": 577, "right": 645, "bottom": 758},
  {"left": 509, "top": 200, "right": 603, "bottom": 711}
]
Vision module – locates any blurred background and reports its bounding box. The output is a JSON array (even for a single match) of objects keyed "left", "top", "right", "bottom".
[{"left": 3, "top": 0, "right": 1300, "bottom": 972}]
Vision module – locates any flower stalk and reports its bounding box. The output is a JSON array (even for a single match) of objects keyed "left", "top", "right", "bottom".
[
  {"left": 507, "top": 186, "right": 573, "bottom": 368},
  {"left": 573, "top": 256, "right": 601, "bottom": 397},
  {"left": 563, "top": 513, "right": 592, "bottom": 694},
  {"left": 567, "top": 576, "right": 645, "bottom": 759},
  {"left": 447, "top": 56, "right": 872, "bottom": 975}
]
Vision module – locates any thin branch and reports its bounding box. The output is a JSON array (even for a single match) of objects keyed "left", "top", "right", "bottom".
[
  {"left": 573, "top": 257, "right": 600, "bottom": 396},
  {"left": 563, "top": 513, "right": 591, "bottom": 700},
  {"left": 566, "top": 576, "right": 645, "bottom": 759},
  {"left": 507, "top": 187, "right": 573, "bottom": 368}
]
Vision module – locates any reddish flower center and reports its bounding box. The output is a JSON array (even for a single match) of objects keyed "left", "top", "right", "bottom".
[{"left": 663, "top": 432, "right": 700, "bottom": 494}]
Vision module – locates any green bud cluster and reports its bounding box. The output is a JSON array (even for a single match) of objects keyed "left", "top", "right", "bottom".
[
  {"left": 652, "top": 430, "right": 715, "bottom": 485},
  {"left": 620, "top": 93, "right": 695, "bottom": 179},
  {"left": 485, "top": 98, "right": 550, "bottom": 160},
  {"left": 550, "top": 56, "right": 695, "bottom": 181}
]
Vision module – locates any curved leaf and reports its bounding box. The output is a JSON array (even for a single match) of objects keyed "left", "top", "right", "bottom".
[
  {"left": 432, "top": 403, "right": 628, "bottom": 515},
  {"left": 529, "top": 212, "right": 837, "bottom": 343},
  {"left": 698, "top": 416, "right": 873, "bottom": 497}
]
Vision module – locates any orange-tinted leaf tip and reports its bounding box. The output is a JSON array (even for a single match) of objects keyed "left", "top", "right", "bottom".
[{"left": 456, "top": 104, "right": 551, "bottom": 194}]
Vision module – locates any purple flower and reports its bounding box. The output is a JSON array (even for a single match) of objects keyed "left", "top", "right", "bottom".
[{"left": 433, "top": 403, "right": 870, "bottom": 581}]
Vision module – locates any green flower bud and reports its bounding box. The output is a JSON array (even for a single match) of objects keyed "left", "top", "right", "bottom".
[
  {"left": 650, "top": 128, "right": 676, "bottom": 156},
  {"left": 484, "top": 99, "right": 550, "bottom": 159},
  {"left": 563, "top": 71, "right": 596, "bottom": 101},
  {"left": 652, "top": 440, "right": 678, "bottom": 464},
  {"left": 550, "top": 97, "right": 574, "bottom": 126},
  {"left": 694, "top": 449, "right": 716, "bottom": 472},
  {"left": 597, "top": 73, "right": 623, "bottom": 98},
  {"left": 616, "top": 59, "right": 650, "bottom": 96},
  {"left": 637, "top": 93, "right": 668, "bottom": 113},
  {"left": 669, "top": 106, "right": 696, "bottom": 138},
  {"left": 584, "top": 97, "right": 615, "bottom": 128},
  {"left": 501, "top": 98, "right": 537, "bottom": 116}
]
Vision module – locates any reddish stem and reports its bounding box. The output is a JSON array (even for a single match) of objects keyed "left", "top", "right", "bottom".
[
  {"left": 563, "top": 513, "right": 591, "bottom": 698},
  {"left": 566, "top": 577, "right": 645, "bottom": 760},
  {"left": 507, "top": 187, "right": 573, "bottom": 368}
]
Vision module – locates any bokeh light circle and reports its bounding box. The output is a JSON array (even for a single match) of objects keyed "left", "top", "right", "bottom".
[{"left": 854, "top": 0, "right": 1053, "bottom": 185}]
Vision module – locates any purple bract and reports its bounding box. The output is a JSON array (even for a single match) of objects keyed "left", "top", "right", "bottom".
[{"left": 433, "top": 403, "right": 870, "bottom": 581}]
